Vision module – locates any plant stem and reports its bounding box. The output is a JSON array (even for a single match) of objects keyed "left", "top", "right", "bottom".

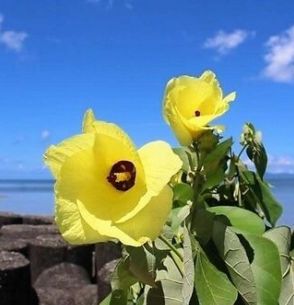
[
  {"left": 159, "top": 235, "right": 183, "bottom": 262},
  {"left": 237, "top": 144, "right": 248, "bottom": 161},
  {"left": 170, "top": 251, "right": 184, "bottom": 277}
]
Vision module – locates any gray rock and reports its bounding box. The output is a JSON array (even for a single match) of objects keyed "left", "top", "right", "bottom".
[
  {"left": 0, "top": 212, "right": 22, "bottom": 228},
  {"left": 0, "top": 224, "right": 58, "bottom": 239},
  {"left": 0, "top": 251, "right": 31, "bottom": 305},
  {"left": 35, "top": 287, "right": 75, "bottom": 305},
  {"left": 34, "top": 262, "right": 91, "bottom": 289},
  {"left": 74, "top": 284, "right": 98, "bottom": 305},
  {"left": 22, "top": 214, "right": 53, "bottom": 225}
]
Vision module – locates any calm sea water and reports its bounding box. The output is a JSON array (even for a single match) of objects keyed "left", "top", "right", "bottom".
[{"left": 0, "top": 177, "right": 293, "bottom": 226}]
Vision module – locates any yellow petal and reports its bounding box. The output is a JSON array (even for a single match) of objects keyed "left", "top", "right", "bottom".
[
  {"left": 44, "top": 133, "right": 95, "bottom": 179},
  {"left": 77, "top": 199, "right": 142, "bottom": 247},
  {"left": 55, "top": 197, "right": 108, "bottom": 244},
  {"left": 165, "top": 105, "right": 194, "bottom": 146},
  {"left": 138, "top": 141, "right": 182, "bottom": 195},
  {"left": 116, "top": 186, "right": 173, "bottom": 244},
  {"left": 223, "top": 91, "right": 236, "bottom": 104},
  {"left": 82, "top": 109, "right": 96, "bottom": 133}
]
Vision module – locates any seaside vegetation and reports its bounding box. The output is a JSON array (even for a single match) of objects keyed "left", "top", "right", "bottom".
[{"left": 44, "top": 70, "right": 293, "bottom": 305}]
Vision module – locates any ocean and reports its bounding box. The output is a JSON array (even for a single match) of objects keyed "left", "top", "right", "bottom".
[{"left": 0, "top": 176, "right": 293, "bottom": 226}]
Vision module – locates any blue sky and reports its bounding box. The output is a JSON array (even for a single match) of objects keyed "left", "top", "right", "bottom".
[{"left": 1, "top": 0, "right": 294, "bottom": 178}]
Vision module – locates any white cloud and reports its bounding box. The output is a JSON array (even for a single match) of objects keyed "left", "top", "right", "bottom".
[
  {"left": 0, "top": 14, "right": 28, "bottom": 52},
  {"left": 243, "top": 155, "right": 294, "bottom": 174},
  {"left": 263, "top": 26, "right": 294, "bottom": 83},
  {"left": 41, "top": 130, "right": 51, "bottom": 141},
  {"left": 87, "top": 0, "right": 133, "bottom": 10},
  {"left": 267, "top": 155, "right": 294, "bottom": 174},
  {"left": 204, "top": 29, "right": 253, "bottom": 55}
]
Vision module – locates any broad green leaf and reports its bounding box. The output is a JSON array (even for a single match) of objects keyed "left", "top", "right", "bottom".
[
  {"left": 99, "top": 290, "right": 128, "bottom": 305},
  {"left": 239, "top": 170, "right": 283, "bottom": 226},
  {"left": 100, "top": 294, "right": 111, "bottom": 305},
  {"left": 191, "top": 208, "right": 215, "bottom": 244},
  {"left": 264, "top": 226, "right": 294, "bottom": 305},
  {"left": 111, "top": 258, "right": 137, "bottom": 291},
  {"left": 213, "top": 222, "right": 257, "bottom": 305},
  {"left": 173, "top": 147, "right": 193, "bottom": 172},
  {"left": 126, "top": 246, "right": 157, "bottom": 287},
  {"left": 264, "top": 226, "right": 291, "bottom": 276},
  {"left": 170, "top": 205, "right": 191, "bottom": 231},
  {"left": 243, "top": 234, "right": 282, "bottom": 305},
  {"left": 279, "top": 261, "right": 294, "bottom": 305},
  {"left": 195, "top": 250, "right": 238, "bottom": 305},
  {"left": 173, "top": 183, "right": 194, "bottom": 206},
  {"left": 246, "top": 142, "right": 267, "bottom": 180},
  {"left": 182, "top": 226, "right": 194, "bottom": 305},
  {"left": 208, "top": 206, "right": 265, "bottom": 235},
  {"left": 145, "top": 255, "right": 183, "bottom": 305},
  {"left": 197, "top": 131, "right": 219, "bottom": 153},
  {"left": 202, "top": 138, "right": 232, "bottom": 189}
]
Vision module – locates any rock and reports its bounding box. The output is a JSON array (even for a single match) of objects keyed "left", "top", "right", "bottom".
[
  {"left": 0, "top": 251, "right": 31, "bottom": 305},
  {"left": 34, "top": 262, "right": 91, "bottom": 288},
  {"left": 0, "top": 212, "right": 22, "bottom": 228},
  {"left": 0, "top": 237, "right": 29, "bottom": 257},
  {"left": 74, "top": 284, "right": 98, "bottom": 305},
  {"left": 22, "top": 214, "right": 53, "bottom": 225},
  {"left": 95, "top": 242, "right": 122, "bottom": 302},
  {"left": 29, "top": 234, "right": 67, "bottom": 282},
  {"left": 35, "top": 287, "right": 75, "bottom": 305},
  {"left": 0, "top": 224, "right": 58, "bottom": 239},
  {"left": 29, "top": 234, "right": 94, "bottom": 282},
  {"left": 67, "top": 243, "right": 94, "bottom": 280}
]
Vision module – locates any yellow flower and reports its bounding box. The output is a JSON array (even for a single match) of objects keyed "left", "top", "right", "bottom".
[
  {"left": 44, "top": 110, "right": 182, "bottom": 247},
  {"left": 163, "top": 70, "right": 236, "bottom": 146}
]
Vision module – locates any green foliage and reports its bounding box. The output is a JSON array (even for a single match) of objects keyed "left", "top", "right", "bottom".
[{"left": 101, "top": 123, "right": 290, "bottom": 305}]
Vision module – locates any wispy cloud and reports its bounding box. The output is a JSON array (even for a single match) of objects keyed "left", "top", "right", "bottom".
[
  {"left": 0, "top": 14, "right": 28, "bottom": 52},
  {"left": 243, "top": 155, "right": 294, "bottom": 174},
  {"left": 263, "top": 26, "right": 294, "bottom": 83},
  {"left": 87, "top": 0, "right": 134, "bottom": 10},
  {"left": 204, "top": 29, "right": 254, "bottom": 55}
]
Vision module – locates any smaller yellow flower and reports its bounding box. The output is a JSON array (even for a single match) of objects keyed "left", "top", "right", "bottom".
[
  {"left": 44, "top": 110, "right": 182, "bottom": 247},
  {"left": 163, "top": 70, "right": 236, "bottom": 146}
]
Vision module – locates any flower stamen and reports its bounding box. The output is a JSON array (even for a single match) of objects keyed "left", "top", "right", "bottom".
[{"left": 107, "top": 160, "right": 136, "bottom": 191}]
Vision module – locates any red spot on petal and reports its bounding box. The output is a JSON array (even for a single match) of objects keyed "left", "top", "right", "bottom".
[{"left": 195, "top": 110, "right": 201, "bottom": 117}]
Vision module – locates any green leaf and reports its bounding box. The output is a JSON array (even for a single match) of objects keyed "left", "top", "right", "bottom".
[
  {"left": 243, "top": 234, "right": 282, "bottom": 305},
  {"left": 279, "top": 261, "right": 294, "bottom": 305},
  {"left": 173, "top": 147, "right": 192, "bottom": 172},
  {"left": 264, "top": 226, "right": 291, "bottom": 276},
  {"left": 246, "top": 142, "right": 268, "bottom": 180},
  {"left": 173, "top": 183, "right": 194, "bottom": 205},
  {"left": 195, "top": 250, "right": 238, "bottom": 305},
  {"left": 111, "top": 258, "right": 137, "bottom": 291},
  {"left": 207, "top": 206, "right": 265, "bottom": 235},
  {"left": 191, "top": 208, "right": 215, "bottom": 244},
  {"left": 202, "top": 138, "right": 232, "bottom": 189},
  {"left": 170, "top": 205, "right": 191, "bottom": 231},
  {"left": 126, "top": 246, "right": 157, "bottom": 287},
  {"left": 145, "top": 255, "right": 183, "bottom": 305},
  {"left": 213, "top": 222, "right": 257, "bottom": 305},
  {"left": 99, "top": 290, "right": 128, "bottom": 305},
  {"left": 182, "top": 226, "right": 194, "bottom": 305},
  {"left": 239, "top": 170, "right": 283, "bottom": 226},
  {"left": 263, "top": 226, "right": 294, "bottom": 305}
]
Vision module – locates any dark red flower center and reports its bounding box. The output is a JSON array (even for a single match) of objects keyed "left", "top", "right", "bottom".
[
  {"left": 195, "top": 110, "right": 201, "bottom": 117},
  {"left": 107, "top": 160, "right": 136, "bottom": 191}
]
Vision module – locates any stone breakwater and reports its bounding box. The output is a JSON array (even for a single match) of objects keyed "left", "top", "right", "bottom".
[{"left": 0, "top": 212, "right": 122, "bottom": 305}]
